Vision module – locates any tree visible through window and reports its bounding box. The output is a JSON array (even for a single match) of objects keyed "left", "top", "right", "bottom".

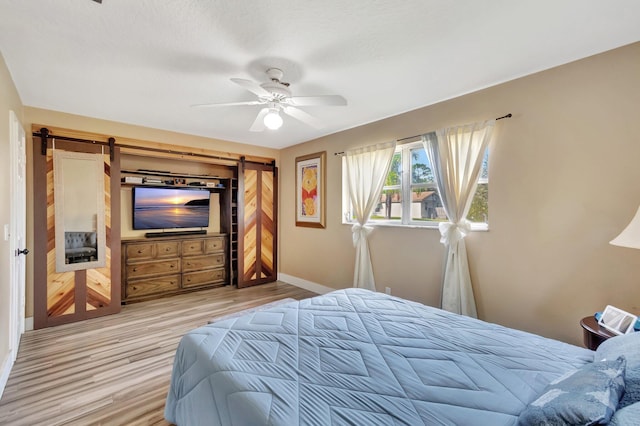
[
  {"left": 466, "top": 149, "right": 489, "bottom": 223},
  {"left": 378, "top": 152, "right": 401, "bottom": 220}
]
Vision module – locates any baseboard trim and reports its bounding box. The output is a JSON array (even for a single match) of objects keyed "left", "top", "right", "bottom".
[
  {"left": 278, "top": 273, "right": 335, "bottom": 295},
  {"left": 0, "top": 352, "right": 13, "bottom": 401},
  {"left": 25, "top": 317, "right": 33, "bottom": 332}
]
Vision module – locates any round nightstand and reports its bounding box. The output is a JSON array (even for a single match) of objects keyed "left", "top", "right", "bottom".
[{"left": 580, "top": 316, "right": 617, "bottom": 350}]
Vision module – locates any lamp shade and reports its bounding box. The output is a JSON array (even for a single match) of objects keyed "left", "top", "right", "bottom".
[{"left": 610, "top": 206, "right": 640, "bottom": 249}]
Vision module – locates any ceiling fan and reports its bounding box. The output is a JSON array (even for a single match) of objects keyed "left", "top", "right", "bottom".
[{"left": 192, "top": 68, "right": 347, "bottom": 131}]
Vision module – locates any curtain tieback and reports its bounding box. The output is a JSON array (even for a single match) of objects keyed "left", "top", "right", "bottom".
[
  {"left": 438, "top": 220, "right": 471, "bottom": 245},
  {"left": 351, "top": 223, "right": 373, "bottom": 247}
]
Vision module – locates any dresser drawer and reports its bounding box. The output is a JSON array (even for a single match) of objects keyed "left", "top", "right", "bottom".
[
  {"left": 182, "top": 268, "right": 226, "bottom": 288},
  {"left": 182, "top": 254, "right": 224, "bottom": 272},
  {"left": 126, "top": 243, "right": 154, "bottom": 261},
  {"left": 126, "top": 275, "right": 181, "bottom": 298},
  {"left": 182, "top": 239, "right": 204, "bottom": 256},
  {"left": 127, "top": 259, "right": 180, "bottom": 278},
  {"left": 156, "top": 241, "right": 180, "bottom": 258},
  {"left": 204, "top": 237, "right": 225, "bottom": 253}
]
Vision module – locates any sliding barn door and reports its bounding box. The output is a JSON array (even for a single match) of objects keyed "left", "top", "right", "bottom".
[
  {"left": 33, "top": 135, "right": 121, "bottom": 329},
  {"left": 238, "top": 162, "right": 277, "bottom": 288}
]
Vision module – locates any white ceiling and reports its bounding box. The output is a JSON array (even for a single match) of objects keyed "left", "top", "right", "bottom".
[{"left": 0, "top": 1, "right": 639, "bottom": 149}]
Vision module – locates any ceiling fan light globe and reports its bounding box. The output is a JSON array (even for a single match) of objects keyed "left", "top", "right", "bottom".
[{"left": 264, "top": 111, "right": 283, "bottom": 130}]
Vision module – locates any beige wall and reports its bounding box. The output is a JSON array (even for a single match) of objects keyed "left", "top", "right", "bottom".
[
  {"left": 279, "top": 42, "right": 640, "bottom": 346},
  {"left": 0, "top": 52, "right": 24, "bottom": 375},
  {"left": 23, "top": 107, "right": 280, "bottom": 317}
]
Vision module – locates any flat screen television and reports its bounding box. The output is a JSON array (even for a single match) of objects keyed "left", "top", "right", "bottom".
[{"left": 132, "top": 186, "right": 211, "bottom": 230}]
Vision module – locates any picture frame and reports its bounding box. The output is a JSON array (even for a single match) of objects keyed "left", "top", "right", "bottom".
[
  {"left": 295, "top": 151, "right": 326, "bottom": 228},
  {"left": 598, "top": 305, "right": 637, "bottom": 335}
]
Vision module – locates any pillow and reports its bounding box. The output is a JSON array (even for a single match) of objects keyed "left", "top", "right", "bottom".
[
  {"left": 596, "top": 332, "right": 640, "bottom": 408},
  {"left": 618, "top": 370, "right": 640, "bottom": 409},
  {"left": 609, "top": 401, "right": 640, "bottom": 426},
  {"left": 517, "top": 356, "right": 626, "bottom": 426},
  {"left": 597, "top": 332, "right": 640, "bottom": 369}
]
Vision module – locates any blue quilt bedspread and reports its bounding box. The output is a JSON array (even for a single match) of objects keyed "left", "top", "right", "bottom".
[{"left": 165, "top": 289, "right": 593, "bottom": 425}]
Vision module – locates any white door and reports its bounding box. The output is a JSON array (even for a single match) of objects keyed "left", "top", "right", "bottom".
[{"left": 9, "top": 110, "right": 26, "bottom": 361}]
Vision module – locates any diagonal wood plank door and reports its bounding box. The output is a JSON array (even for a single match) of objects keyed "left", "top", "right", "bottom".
[
  {"left": 237, "top": 162, "right": 277, "bottom": 288},
  {"left": 33, "top": 137, "right": 121, "bottom": 329}
]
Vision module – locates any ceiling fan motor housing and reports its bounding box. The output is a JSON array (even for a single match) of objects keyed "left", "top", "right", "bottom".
[
  {"left": 260, "top": 81, "right": 291, "bottom": 100},
  {"left": 259, "top": 68, "right": 290, "bottom": 100}
]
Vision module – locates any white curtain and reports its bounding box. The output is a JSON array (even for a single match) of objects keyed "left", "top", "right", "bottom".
[
  {"left": 345, "top": 141, "right": 396, "bottom": 291},
  {"left": 422, "top": 120, "right": 495, "bottom": 317}
]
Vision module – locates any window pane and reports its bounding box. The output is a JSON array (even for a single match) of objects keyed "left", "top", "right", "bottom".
[
  {"left": 480, "top": 149, "right": 489, "bottom": 181},
  {"left": 386, "top": 153, "right": 402, "bottom": 186},
  {"left": 411, "top": 187, "right": 445, "bottom": 222},
  {"left": 372, "top": 189, "right": 402, "bottom": 220},
  {"left": 466, "top": 183, "right": 488, "bottom": 223},
  {"left": 411, "top": 148, "right": 433, "bottom": 184}
]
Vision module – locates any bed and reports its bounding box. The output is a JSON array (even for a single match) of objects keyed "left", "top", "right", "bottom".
[{"left": 165, "top": 289, "right": 638, "bottom": 425}]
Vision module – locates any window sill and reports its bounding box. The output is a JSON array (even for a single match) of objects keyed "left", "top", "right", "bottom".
[{"left": 341, "top": 221, "right": 489, "bottom": 232}]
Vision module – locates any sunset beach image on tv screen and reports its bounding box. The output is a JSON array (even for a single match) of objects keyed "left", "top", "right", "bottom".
[{"left": 133, "top": 187, "right": 210, "bottom": 229}]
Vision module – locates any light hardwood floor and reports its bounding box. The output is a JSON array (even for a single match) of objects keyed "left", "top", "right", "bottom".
[{"left": 0, "top": 282, "right": 317, "bottom": 426}]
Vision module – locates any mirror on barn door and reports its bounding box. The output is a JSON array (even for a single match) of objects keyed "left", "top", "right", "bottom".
[{"left": 53, "top": 150, "right": 107, "bottom": 272}]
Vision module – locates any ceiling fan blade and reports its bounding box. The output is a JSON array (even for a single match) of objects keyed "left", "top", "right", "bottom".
[
  {"left": 282, "top": 106, "right": 323, "bottom": 129},
  {"left": 191, "top": 100, "right": 263, "bottom": 108},
  {"left": 249, "top": 108, "right": 270, "bottom": 132},
  {"left": 230, "top": 78, "right": 272, "bottom": 98},
  {"left": 285, "top": 95, "right": 347, "bottom": 107}
]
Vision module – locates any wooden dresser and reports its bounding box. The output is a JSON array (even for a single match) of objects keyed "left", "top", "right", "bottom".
[{"left": 121, "top": 234, "right": 227, "bottom": 303}]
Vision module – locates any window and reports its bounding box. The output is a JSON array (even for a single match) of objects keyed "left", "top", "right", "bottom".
[
  {"left": 467, "top": 149, "right": 489, "bottom": 224},
  {"left": 342, "top": 139, "right": 489, "bottom": 228}
]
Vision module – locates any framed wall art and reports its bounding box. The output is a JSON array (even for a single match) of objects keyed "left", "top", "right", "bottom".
[{"left": 295, "top": 151, "right": 326, "bottom": 228}]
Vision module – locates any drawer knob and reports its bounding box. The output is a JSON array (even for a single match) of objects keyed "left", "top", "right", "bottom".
[
  {"left": 165, "top": 248, "right": 170, "bottom": 251},
  {"left": 133, "top": 268, "right": 137, "bottom": 272},
  {"left": 137, "top": 250, "right": 143, "bottom": 254},
  {"left": 170, "top": 264, "right": 174, "bottom": 268}
]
